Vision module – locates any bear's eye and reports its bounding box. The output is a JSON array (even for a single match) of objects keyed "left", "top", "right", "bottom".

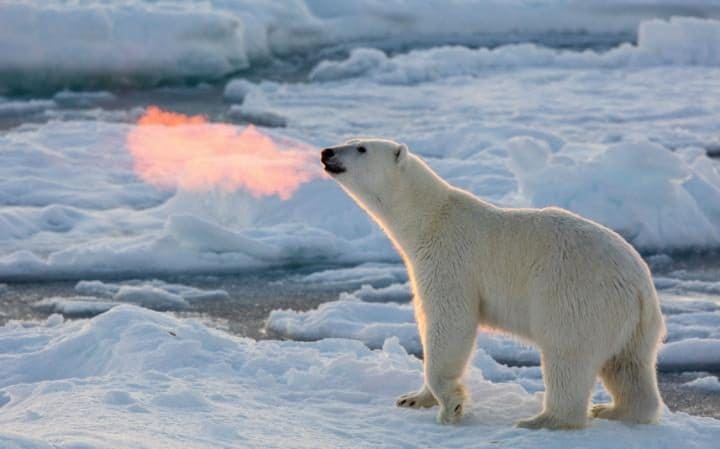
[{"left": 357, "top": 146, "right": 366, "bottom": 154}]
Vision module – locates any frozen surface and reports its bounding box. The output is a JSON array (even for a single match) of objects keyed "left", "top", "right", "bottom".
[
  {"left": 685, "top": 376, "right": 720, "bottom": 393},
  {"left": 34, "top": 280, "right": 229, "bottom": 316},
  {"left": 1, "top": 306, "right": 719, "bottom": 448},
  {"left": 296, "top": 263, "right": 408, "bottom": 286},
  {"left": 311, "top": 17, "right": 720, "bottom": 83},
  {"left": 508, "top": 140, "right": 720, "bottom": 249},
  {"left": 268, "top": 282, "right": 720, "bottom": 370},
  {"left": 0, "top": 98, "right": 55, "bottom": 118},
  {"left": 4, "top": 2, "right": 720, "bottom": 92},
  {"left": 0, "top": 19, "right": 719, "bottom": 279}
]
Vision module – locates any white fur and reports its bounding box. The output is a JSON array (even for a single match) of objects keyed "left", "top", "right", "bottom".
[{"left": 323, "top": 139, "right": 665, "bottom": 430}]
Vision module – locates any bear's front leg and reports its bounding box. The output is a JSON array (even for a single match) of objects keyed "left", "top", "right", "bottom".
[
  {"left": 421, "top": 303, "right": 478, "bottom": 424},
  {"left": 396, "top": 384, "right": 438, "bottom": 409}
]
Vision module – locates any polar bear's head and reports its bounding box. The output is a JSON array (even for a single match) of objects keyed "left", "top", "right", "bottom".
[{"left": 321, "top": 138, "right": 409, "bottom": 210}]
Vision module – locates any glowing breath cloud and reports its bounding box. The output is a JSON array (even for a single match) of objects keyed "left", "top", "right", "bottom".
[{"left": 127, "top": 106, "right": 320, "bottom": 199}]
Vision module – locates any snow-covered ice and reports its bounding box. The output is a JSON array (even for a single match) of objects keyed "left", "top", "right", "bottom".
[
  {"left": 4, "top": 1, "right": 720, "bottom": 92},
  {"left": 296, "top": 263, "right": 408, "bottom": 287},
  {"left": 34, "top": 280, "right": 229, "bottom": 316},
  {"left": 310, "top": 17, "right": 720, "bottom": 83},
  {"left": 2, "top": 16, "right": 720, "bottom": 279},
  {"left": 685, "top": 376, "right": 720, "bottom": 393},
  {"left": 267, "top": 281, "right": 720, "bottom": 370},
  {"left": 1, "top": 306, "right": 719, "bottom": 449},
  {"left": 1, "top": 2, "right": 720, "bottom": 447}
]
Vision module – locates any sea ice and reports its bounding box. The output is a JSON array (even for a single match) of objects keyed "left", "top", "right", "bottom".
[
  {"left": 1, "top": 305, "right": 719, "bottom": 448},
  {"left": 267, "top": 284, "right": 720, "bottom": 371}
]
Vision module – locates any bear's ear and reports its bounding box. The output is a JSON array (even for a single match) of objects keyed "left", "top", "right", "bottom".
[{"left": 394, "top": 143, "right": 408, "bottom": 165}]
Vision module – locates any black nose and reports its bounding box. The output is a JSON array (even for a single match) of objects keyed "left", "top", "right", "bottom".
[{"left": 321, "top": 148, "right": 335, "bottom": 163}]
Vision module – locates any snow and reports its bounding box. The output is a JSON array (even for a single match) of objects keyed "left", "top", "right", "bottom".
[
  {"left": 267, "top": 283, "right": 720, "bottom": 370},
  {"left": 655, "top": 277, "right": 720, "bottom": 295},
  {"left": 223, "top": 79, "right": 257, "bottom": 103},
  {"left": 52, "top": 90, "right": 116, "bottom": 109},
  {"left": 227, "top": 105, "right": 288, "bottom": 128},
  {"left": 34, "top": 280, "right": 230, "bottom": 316},
  {"left": 2, "top": 4, "right": 720, "bottom": 447},
  {"left": 0, "top": 99, "right": 55, "bottom": 117},
  {"left": 1, "top": 305, "right": 719, "bottom": 448},
  {"left": 3, "top": 2, "right": 720, "bottom": 92},
  {"left": 310, "top": 17, "right": 720, "bottom": 83},
  {"left": 684, "top": 376, "right": 720, "bottom": 393},
  {"left": 1, "top": 14, "right": 719, "bottom": 279},
  {"left": 3, "top": 65, "right": 720, "bottom": 278},
  {"left": 507, "top": 139, "right": 720, "bottom": 250},
  {"left": 297, "top": 263, "right": 408, "bottom": 287}
]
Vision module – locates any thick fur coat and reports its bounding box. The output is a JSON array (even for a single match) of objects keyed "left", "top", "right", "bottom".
[{"left": 321, "top": 138, "right": 664, "bottom": 429}]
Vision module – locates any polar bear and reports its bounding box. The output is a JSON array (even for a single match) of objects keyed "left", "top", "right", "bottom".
[{"left": 321, "top": 138, "right": 664, "bottom": 430}]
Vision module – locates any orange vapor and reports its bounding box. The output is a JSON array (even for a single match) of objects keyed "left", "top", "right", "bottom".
[{"left": 127, "top": 106, "right": 320, "bottom": 199}]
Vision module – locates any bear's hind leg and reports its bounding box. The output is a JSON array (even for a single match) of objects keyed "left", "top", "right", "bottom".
[
  {"left": 516, "top": 351, "right": 597, "bottom": 430},
  {"left": 593, "top": 354, "right": 662, "bottom": 424}
]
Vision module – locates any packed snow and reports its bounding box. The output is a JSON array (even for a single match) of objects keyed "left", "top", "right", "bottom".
[{"left": 1, "top": 306, "right": 719, "bottom": 449}]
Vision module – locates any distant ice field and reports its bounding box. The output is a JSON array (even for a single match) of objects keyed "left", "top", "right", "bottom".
[
  {"left": 3, "top": 1, "right": 720, "bottom": 93},
  {"left": 2, "top": 25, "right": 720, "bottom": 279}
]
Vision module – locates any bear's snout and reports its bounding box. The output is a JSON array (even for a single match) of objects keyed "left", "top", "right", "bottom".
[
  {"left": 321, "top": 147, "right": 346, "bottom": 174},
  {"left": 321, "top": 148, "right": 335, "bottom": 163}
]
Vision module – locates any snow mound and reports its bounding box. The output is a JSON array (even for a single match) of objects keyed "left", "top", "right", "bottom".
[
  {"left": 507, "top": 139, "right": 720, "bottom": 251},
  {"left": 34, "top": 280, "right": 229, "bottom": 316},
  {"left": 310, "top": 17, "right": 720, "bottom": 83},
  {"left": 0, "top": 1, "right": 251, "bottom": 93},
  {"left": 297, "top": 263, "right": 408, "bottom": 287},
  {"left": 75, "top": 279, "right": 229, "bottom": 303},
  {"left": 655, "top": 277, "right": 720, "bottom": 295},
  {"left": 684, "top": 376, "right": 720, "bottom": 392},
  {"left": 1, "top": 305, "right": 720, "bottom": 448},
  {"left": 34, "top": 298, "right": 117, "bottom": 317},
  {"left": 52, "top": 90, "right": 116, "bottom": 108},
  {"left": 223, "top": 78, "right": 257, "bottom": 103},
  {"left": 339, "top": 282, "right": 412, "bottom": 303},
  {"left": 0, "top": 98, "right": 55, "bottom": 117},
  {"left": 267, "top": 291, "right": 720, "bottom": 371}
]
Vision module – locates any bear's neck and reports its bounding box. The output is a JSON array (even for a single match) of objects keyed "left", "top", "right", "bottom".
[{"left": 369, "top": 155, "right": 452, "bottom": 257}]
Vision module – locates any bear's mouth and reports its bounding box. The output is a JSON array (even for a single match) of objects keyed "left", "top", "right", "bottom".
[{"left": 323, "top": 161, "right": 346, "bottom": 174}]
